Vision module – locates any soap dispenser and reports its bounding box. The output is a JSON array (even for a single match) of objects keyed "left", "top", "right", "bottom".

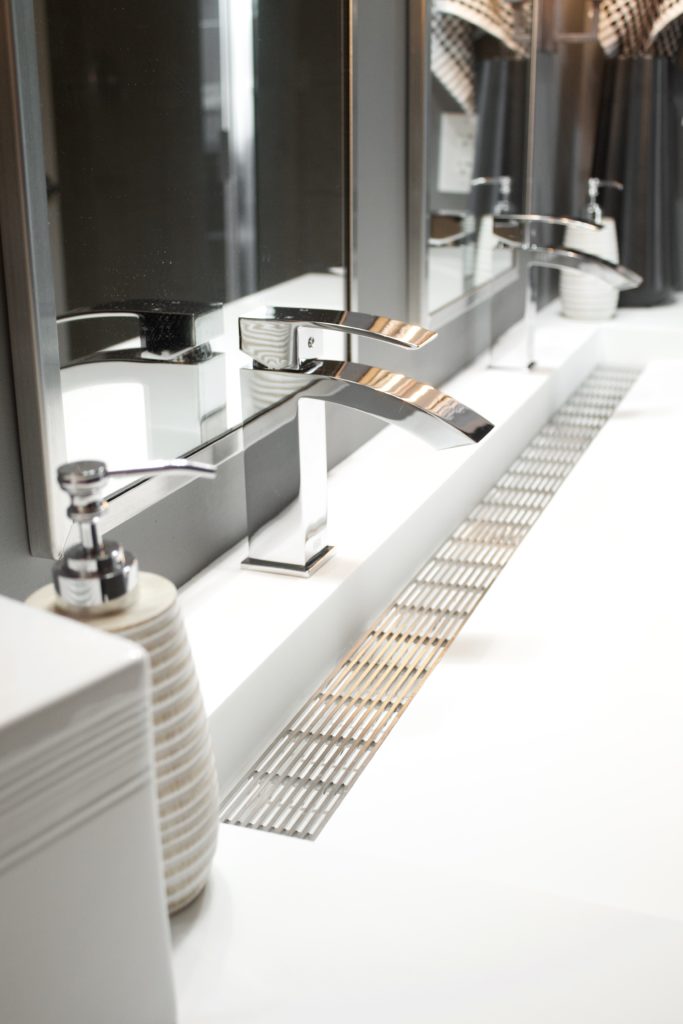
[
  {"left": 27, "top": 458, "right": 220, "bottom": 915},
  {"left": 560, "top": 177, "right": 623, "bottom": 320}
]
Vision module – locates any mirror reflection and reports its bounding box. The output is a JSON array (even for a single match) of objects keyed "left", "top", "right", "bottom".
[
  {"left": 427, "top": 0, "right": 530, "bottom": 312},
  {"left": 34, "top": 0, "right": 346, "bottom": 469}
]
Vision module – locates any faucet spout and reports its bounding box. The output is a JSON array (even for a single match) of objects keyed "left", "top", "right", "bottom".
[
  {"left": 238, "top": 308, "right": 494, "bottom": 576},
  {"left": 500, "top": 240, "right": 642, "bottom": 290},
  {"left": 244, "top": 360, "right": 492, "bottom": 450}
]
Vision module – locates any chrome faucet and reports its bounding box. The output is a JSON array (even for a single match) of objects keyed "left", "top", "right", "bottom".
[
  {"left": 238, "top": 307, "right": 494, "bottom": 576},
  {"left": 493, "top": 213, "right": 642, "bottom": 369}
]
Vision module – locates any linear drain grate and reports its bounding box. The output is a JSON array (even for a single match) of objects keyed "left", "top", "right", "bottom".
[{"left": 220, "top": 365, "right": 640, "bottom": 839}]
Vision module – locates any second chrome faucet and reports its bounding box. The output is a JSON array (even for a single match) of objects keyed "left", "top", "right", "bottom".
[
  {"left": 493, "top": 213, "right": 642, "bottom": 368},
  {"left": 238, "top": 307, "right": 494, "bottom": 576}
]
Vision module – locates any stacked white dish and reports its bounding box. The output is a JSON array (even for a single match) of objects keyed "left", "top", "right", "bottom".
[{"left": 0, "top": 596, "right": 176, "bottom": 1024}]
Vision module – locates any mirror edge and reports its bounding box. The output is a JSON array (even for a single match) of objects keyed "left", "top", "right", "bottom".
[{"left": 0, "top": 0, "right": 67, "bottom": 558}]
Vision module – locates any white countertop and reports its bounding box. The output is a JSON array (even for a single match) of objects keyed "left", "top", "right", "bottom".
[
  {"left": 181, "top": 306, "right": 602, "bottom": 790},
  {"left": 174, "top": 303, "right": 683, "bottom": 1022}
]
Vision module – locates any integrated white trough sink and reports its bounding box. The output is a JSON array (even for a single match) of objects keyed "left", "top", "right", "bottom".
[{"left": 173, "top": 301, "right": 683, "bottom": 1022}]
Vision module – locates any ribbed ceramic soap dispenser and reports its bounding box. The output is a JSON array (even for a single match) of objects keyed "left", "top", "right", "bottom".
[
  {"left": 560, "top": 177, "right": 623, "bottom": 320},
  {"left": 27, "top": 458, "right": 220, "bottom": 915}
]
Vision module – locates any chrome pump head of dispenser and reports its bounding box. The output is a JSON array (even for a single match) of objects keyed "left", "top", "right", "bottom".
[
  {"left": 585, "top": 178, "right": 623, "bottom": 226},
  {"left": 53, "top": 459, "right": 217, "bottom": 615}
]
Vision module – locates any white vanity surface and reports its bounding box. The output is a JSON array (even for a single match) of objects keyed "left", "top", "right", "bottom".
[{"left": 174, "top": 302, "right": 683, "bottom": 1023}]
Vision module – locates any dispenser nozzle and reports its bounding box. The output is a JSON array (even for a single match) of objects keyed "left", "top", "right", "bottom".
[
  {"left": 53, "top": 459, "right": 216, "bottom": 615},
  {"left": 586, "top": 178, "right": 624, "bottom": 226}
]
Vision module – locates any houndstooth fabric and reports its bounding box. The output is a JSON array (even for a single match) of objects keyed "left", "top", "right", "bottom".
[
  {"left": 435, "top": 0, "right": 531, "bottom": 54},
  {"left": 431, "top": 1, "right": 532, "bottom": 113},
  {"left": 648, "top": 0, "right": 683, "bottom": 48},
  {"left": 431, "top": 11, "right": 477, "bottom": 112},
  {"left": 599, "top": 0, "right": 683, "bottom": 57}
]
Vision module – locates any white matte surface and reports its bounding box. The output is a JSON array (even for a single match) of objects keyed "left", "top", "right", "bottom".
[{"left": 173, "top": 302, "right": 683, "bottom": 1022}]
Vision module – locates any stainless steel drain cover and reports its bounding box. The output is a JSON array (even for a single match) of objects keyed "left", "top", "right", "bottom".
[{"left": 220, "top": 365, "right": 640, "bottom": 839}]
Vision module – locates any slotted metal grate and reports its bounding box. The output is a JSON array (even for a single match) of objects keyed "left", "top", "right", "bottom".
[{"left": 220, "top": 365, "right": 640, "bottom": 839}]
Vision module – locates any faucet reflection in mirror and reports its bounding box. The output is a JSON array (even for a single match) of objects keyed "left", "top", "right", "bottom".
[
  {"left": 238, "top": 308, "right": 495, "bottom": 576},
  {"left": 58, "top": 300, "right": 228, "bottom": 466}
]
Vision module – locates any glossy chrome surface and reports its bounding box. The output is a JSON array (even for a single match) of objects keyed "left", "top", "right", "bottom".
[
  {"left": 240, "top": 309, "right": 494, "bottom": 576},
  {"left": 497, "top": 239, "right": 643, "bottom": 290},
  {"left": 248, "top": 362, "right": 493, "bottom": 448},
  {"left": 239, "top": 306, "right": 437, "bottom": 370},
  {"left": 54, "top": 458, "right": 216, "bottom": 612}
]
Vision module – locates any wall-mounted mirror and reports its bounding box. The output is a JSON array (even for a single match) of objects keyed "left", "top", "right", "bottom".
[
  {"left": 527, "top": 0, "right": 683, "bottom": 312},
  {"left": 0, "top": 0, "right": 348, "bottom": 555},
  {"left": 409, "top": 0, "right": 531, "bottom": 325},
  {"left": 3, "top": 0, "right": 540, "bottom": 562}
]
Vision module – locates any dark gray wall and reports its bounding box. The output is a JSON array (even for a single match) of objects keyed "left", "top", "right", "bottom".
[
  {"left": 0, "top": 0, "right": 524, "bottom": 603},
  {"left": 255, "top": 0, "right": 344, "bottom": 288}
]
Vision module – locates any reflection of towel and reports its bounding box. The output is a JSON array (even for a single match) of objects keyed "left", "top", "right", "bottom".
[
  {"left": 431, "top": 1, "right": 531, "bottom": 114},
  {"left": 432, "top": 12, "right": 477, "bottom": 113},
  {"left": 436, "top": 0, "right": 530, "bottom": 53},
  {"left": 648, "top": 0, "right": 683, "bottom": 47},
  {"left": 599, "top": 0, "right": 683, "bottom": 57}
]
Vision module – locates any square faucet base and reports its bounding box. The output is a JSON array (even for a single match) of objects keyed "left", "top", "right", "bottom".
[{"left": 241, "top": 545, "right": 335, "bottom": 577}]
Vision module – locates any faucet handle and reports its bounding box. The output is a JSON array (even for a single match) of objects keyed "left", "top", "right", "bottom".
[{"left": 239, "top": 307, "right": 437, "bottom": 370}]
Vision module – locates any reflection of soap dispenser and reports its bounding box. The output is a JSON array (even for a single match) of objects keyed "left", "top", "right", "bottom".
[
  {"left": 560, "top": 178, "right": 623, "bottom": 320},
  {"left": 26, "top": 458, "right": 219, "bottom": 915}
]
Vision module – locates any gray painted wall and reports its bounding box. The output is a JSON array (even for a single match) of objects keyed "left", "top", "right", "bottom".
[{"left": 0, "top": 0, "right": 524, "bottom": 602}]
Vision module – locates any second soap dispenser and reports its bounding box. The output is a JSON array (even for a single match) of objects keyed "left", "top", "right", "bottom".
[
  {"left": 560, "top": 177, "right": 623, "bottom": 320},
  {"left": 27, "top": 458, "right": 219, "bottom": 915}
]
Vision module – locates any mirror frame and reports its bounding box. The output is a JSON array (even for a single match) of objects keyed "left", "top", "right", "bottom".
[
  {"left": 0, "top": 0, "right": 356, "bottom": 558},
  {"left": 407, "top": 0, "right": 522, "bottom": 330}
]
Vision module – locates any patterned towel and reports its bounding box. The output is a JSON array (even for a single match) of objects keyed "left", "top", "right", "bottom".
[
  {"left": 598, "top": 0, "right": 683, "bottom": 57},
  {"left": 648, "top": 0, "right": 683, "bottom": 47},
  {"left": 431, "top": 0, "right": 531, "bottom": 114},
  {"left": 432, "top": 12, "right": 477, "bottom": 113},
  {"left": 436, "top": 0, "right": 530, "bottom": 53}
]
